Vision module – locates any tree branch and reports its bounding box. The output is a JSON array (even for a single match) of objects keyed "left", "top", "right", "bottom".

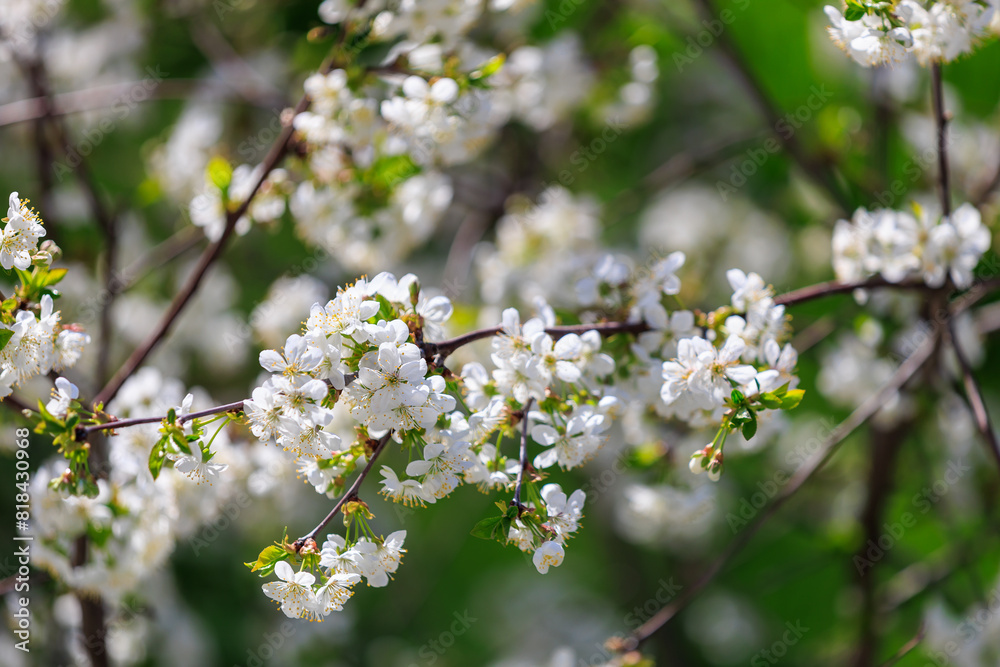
[
  {"left": 931, "top": 61, "right": 951, "bottom": 217},
  {"left": 877, "top": 622, "right": 925, "bottom": 667},
  {"left": 293, "top": 432, "right": 393, "bottom": 550},
  {"left": 774, "top": 276, "right": 931, "bottom": 307},
  {"left": 853, "top": 420, "right": 911, "bottom": 667},
  {"left": 616, "top": 322, "right": 939, "bottom": 651},
  {"left": 0, "top": 79, "right": 281, "bottom": 128},
  {"left": 946, "top": 320, "right": 1000, "bottom": 472},
  {"left": 424, "top": 320, "right": 652, "bottom": 365},
  {"left": 78, "top": 400, "right": 247, "bottom": 437},
  {"left": 512, "top": 398, "right": 534, "bottom": 509}
]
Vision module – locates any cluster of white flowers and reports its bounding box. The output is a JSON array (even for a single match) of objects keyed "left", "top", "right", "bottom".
[
  {"left": 168, "top": 0, "right": 656, "bottom": 276},
  {"left": 832, "top": 203, "right": 990, "bottom": 288},
  {"left": 243, "top": 273, "right": 456, "bottom": 494},
  {"left": 508, "top": 484, "right": 586, "bottom": 574},
  {"left": 1, "top": 294, "right": 89, "bottom": 397},
  {"left": 477, "top": 186, "right": 603, "bottom": 307},
  {"left": 1, "top": 192, "right": 45, "bottom": 271},
  {"left": 261, "top": 528, "right": 406, "bottom": 621},
  {"left": 493, "top": 34, "right": 594, "bottom": 131},
  {"left": 0, "top": 193, "right": 90, "bottom": 399},
  {"left": 31, "top": 369, "right": 256, "bottom": 600},
  {"left": 825, "top": 0, "right": 998, "bottom": 67}
]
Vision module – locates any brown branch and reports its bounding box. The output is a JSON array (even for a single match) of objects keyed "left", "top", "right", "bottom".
[
  {"left": 96, "top": 209, "right": 119, "bottom": 387},
  {"left": 774, "top": 276, "right": 931, "bottom": 307},
  {"left": 72, "top": 535, "right": 107, "bottom": 667},
  {"left": 293, "top": 432, "right": 393, "bottom": 549},
  {"left": 2, "top": 393, "right": 35, "bottom": 415},
  {"left": 930, "top": 62, "right": 951, "bottom": 217},
  {"left": 116, "top": 226, "right": 205, "bottom": 292},
  {"left": 0, "top": 79, "right": 281, "bottom": 128},
  {"left": 853, "top": 421, "right": 911, "bottom": 667},
  {"left": 617, "top": 323, "right": 939, "bottom": 651},
  {"left": 877, "top": 622, "right": 925, "bottom": 667},
  {"left": 511, "top": 398, "right": 534, "bottom": 509},
  {"left": 78, "top": 400, "right": 246, "bottom": 437},
  {"left": 425, "top": 320, "right": 652, "bottom": 364},
  {"left": 946, "top": 320, "right": 1000, "bottom": 472}
]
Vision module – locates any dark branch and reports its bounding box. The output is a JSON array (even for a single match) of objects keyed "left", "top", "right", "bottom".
[
  {"left": 293, "top": 432, "right": 393, "bottom": 549},
  {"left": 618, "top": 323, "right": 939, "bottom": 651},
  {"left": 946, "top": 320, "right": 1000, "bottom": 472},
  {"left": 931, "top": 62, "right": 951, "bottom": 217},
  {"left": 512, "top": 398, "right": 534, "bottom": 509}
]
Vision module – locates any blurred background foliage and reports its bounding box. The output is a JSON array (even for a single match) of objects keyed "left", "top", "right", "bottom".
[{"left": 1, "top": 0, "right": 1000, "bottom": 665}]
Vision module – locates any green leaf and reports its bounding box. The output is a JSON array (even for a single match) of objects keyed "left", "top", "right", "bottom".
[
  {"left": 38, "top": 268, "right": 67, "bottom": 287},
  {"left": 731, "top": 389, "right": 745, "bottom": 405},
  {"left": 0, "top": 329, "right": 12, "bottom": 353},
  {"left": 733, "top": 407, "right": 752, "bottom": 426},
  {"left": 780, "top": 389, "right": 805, "bottom": 410},
  {"left": 470, "top": 516, "right": 504, "bottom": 540},
  {"left": 758, "top": 392, "right": 783, "bottom": 410},
  {"left": 742, "top": 417, "right": 758, "bottom": 440},
  {"left": 844, "top": 0, "right": 866, "bottom": 20},
  {"left": 207, "top": 157, "right": 232, "bottom": 190},
  {"left": 471, "top": 53, "right": 505, "bottom": 80},
  {"left": 354, "top": 35, "right": 404, "bottom": 68},
  {"left": 498, "top": 517, "right": 512, "bottom": 543},
  {"left": 245, "top": 545, "right": 288, "bottom": 574},
  {"left": 148, "top": 437, "right": 168, "bottom": 481}
]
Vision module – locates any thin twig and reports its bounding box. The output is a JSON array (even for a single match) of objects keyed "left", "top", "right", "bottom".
[
  {"left": 512, "top": 398, "right": 534, "bottom": 509},
  {"left": 853, "top": 420, "right": 911, "bottom": 667},
  {"left": 946, "top": 320, "right": 1000, "bottom": 472},
  {"left": 426, "top": 320, "right": 651, "bottom": 364},
  {"left": 78, "top": 400, "right": 247, "bottom": 436},
  {"left": 774, "top": 276, "right": 930, "bottom": 307},
  {"left": 617, "top": 326, "right": 939, "bottom": 651},
  {"left": 2, "top": 393, "right": 34, "bottom": 415},
  {"left": 931, "top": 61, "right": 951, "bottom": 217},
  {"left": 293, "top": 433, "right": 393, "bottom": 548},
  {"left": 116, "top": 226, "right": 205, "bottom": 292},
  {"left": 877, "top": 622, "right": 926, "bottom": 667},
  {"left": 0, "top": 79, "right": 281, "bottom": 128}
]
